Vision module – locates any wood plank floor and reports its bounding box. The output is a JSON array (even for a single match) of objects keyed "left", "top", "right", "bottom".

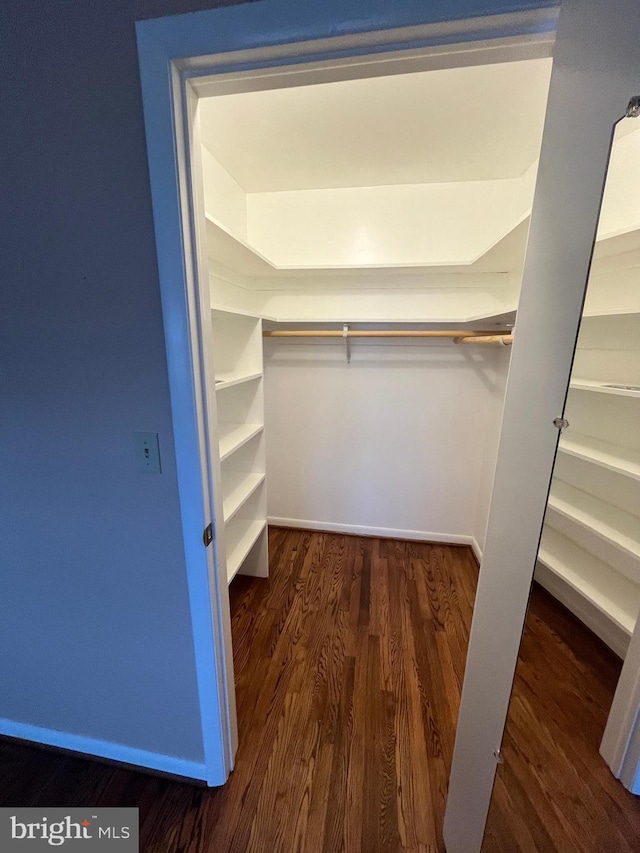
[
  {"left": 0, "top": 527, "right": 638, "bottom": 852},
  {"left": 483, "top": 582, "right": 640, "bottom": 853}
]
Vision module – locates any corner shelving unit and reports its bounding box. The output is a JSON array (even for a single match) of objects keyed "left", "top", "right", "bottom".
[
  {"left": 558, "top": 433, "right": 640, "bottom": 480},
  {"left": 211, "top": 307, "right": 269, "bottom": 585},
  {"left": 535, "top": 261, "right": 640, "bottom": 657}
]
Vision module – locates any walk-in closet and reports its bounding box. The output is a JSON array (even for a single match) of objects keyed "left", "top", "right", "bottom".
[
  {"left": 198, "top": 57, "right": 639, "bottom": 662},
  {"left": 200, "top": 58, "right": 550, "bottom": 587}
]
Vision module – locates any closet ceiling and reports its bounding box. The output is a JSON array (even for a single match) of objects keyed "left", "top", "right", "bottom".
[
  {"left": 199, "top": 59, "right": 552, "bottom": 192},
  {"left": 199, "top": 59, "right": 640, "bottom": 275}
]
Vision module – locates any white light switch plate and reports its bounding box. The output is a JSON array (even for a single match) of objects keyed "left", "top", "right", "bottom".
[{"left": 133, "top": 432, "right": 162, "bottom": 474}]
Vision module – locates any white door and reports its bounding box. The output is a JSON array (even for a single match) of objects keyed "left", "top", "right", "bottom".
[{"left": 444, "top": 1, "right": 640, "bottom": 850}]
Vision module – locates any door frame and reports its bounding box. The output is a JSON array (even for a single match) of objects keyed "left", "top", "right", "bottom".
[
  {"left": 601, "top": 614, "right": 640, "bottom": 793},
  {"left": 136, "top": 0, "right": 558, "bottom": 787}
]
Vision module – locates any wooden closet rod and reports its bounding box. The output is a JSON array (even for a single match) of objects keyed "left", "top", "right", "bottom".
[
  {"left": 263, "top": 329, "right": 513, "bottom": 344},
  {"left": 456, "top": 333, "right": 513, "bottom": 346},
  {"left": 266, "top": 329, "right": 495, "bottom": 338}
]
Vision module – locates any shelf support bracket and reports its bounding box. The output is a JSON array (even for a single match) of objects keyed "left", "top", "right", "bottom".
[{"left": 343, "top": 324, "right": 351, "bottom": 364}]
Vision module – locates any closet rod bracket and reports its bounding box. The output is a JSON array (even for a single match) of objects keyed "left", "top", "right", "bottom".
[{"left": 343, "top": 324, "right": 351, "bottom": 364}]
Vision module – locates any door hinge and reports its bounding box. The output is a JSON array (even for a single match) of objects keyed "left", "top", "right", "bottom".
[
  {"left": 203, "top": 523, "right": 213, "bottom": 547},
  {"left": 553, "top": 417, "right": 569, "bottom": 431}
]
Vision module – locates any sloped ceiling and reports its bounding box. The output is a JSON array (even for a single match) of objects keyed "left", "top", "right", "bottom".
[{"left": 199, "top": 58, "right": 553, "bottom": 193}]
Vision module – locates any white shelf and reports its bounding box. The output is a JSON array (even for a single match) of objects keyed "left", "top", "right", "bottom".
[
  {"left": 223, "top": 472, "right": 266, "bottom": 523},
  {"left": 215, "top": 371, "right": 262, "bottom": 390},
  {"left": 219, "top": 423, "right": 264, "bottom": 461},
  {"left": 537, "top": 527, "right": 640, "bottom": 637},
  {"left": 206, "top": 213, "right": 277, "bottom": 274},
  {"left": 260, "top": 313, "right": 516, "bottom": 326},
  {"left": 546, "top": 481, "right": 640, "bottom": 584},
  {"left": 582, "top": 309, "right": 640, "bottom": 319},
  {"left": 211, "top": 304, "right": 275, "bottom": 321},
  {"left": 559, "top": 433, "right": 640, "bottom": 481},
  {"left": 225, "top": 518, "right": 267, "bottom": 583},
  {"left": 570, "top": 378, "right": 640, "bottom": 399},
  {"left": 210, "top": 302, "right": 269, "bottom": 582}
]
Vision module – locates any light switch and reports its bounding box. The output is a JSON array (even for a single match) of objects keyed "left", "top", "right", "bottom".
[{"left": 133, "top": 432, "right": 162, "bottom": 474}]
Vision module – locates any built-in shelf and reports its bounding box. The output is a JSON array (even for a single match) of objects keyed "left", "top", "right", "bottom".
[
  {"left": 210, "top": 302, "right": 269, "bottom": 582},
  {"left": 539, "top": 269, "right": 640, "bottom": 658},
  {"left": 547, "top": 481, "right": 640, "bottom": 584},
  {"left": 223, "top": 472, "right": 266, "bottom": 523},
  {"left": 537, "top": 528, "right": 640, "bottom": 638},
  {"left": 211, "top": 303, "right": 276, "bottom": 321},
  {"left": 206, "top": 213, "right": 277, "bottom": 275},
  {"left": 225, "top": 518, "right": 268, "bottom": 583},
  {"left": 260, "top": 313, "right": 516, "bottom": 327},
  {"left": 215, "top": 371, "right": 262, "bottom": 390},
  {"left": 559, "top": 433, "right": 640, "bottom": 481},
  {"left": 582, "top": 309, "right": 640, "bottom": 319},
  {"left": 219, "top": 423, "right": 264, "bottom": 462},
  {"left": 570, "top": 378, "right": 640, "bottom": 399}
]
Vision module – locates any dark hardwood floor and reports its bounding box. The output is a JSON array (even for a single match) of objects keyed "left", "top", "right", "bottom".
[
  {"left": 483, "top": 582, "right": 640, "bottom": 853},
  {"left": 0, "top": 527, "right": 638, "bottom": 851}
]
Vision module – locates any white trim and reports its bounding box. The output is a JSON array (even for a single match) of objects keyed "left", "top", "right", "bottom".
[
  {"left": 0, "top": 719, "right": 207, "bottom": 782},
  {"left": 269, "top": 516, "right": 477, "bottom": 549},
  {"left": 470, "top": 537, "right": 483, "bottom": 565},
  {"left": 183, "top": 8, "right": 557, "bottom": 88},
  {"left": 137, "top": 26, "right": 233, "bottom": 789},
  {"left": 183, "top": 79, "right": 239, "bottom": 776},
  {"left": 601, "top": 613, "right": 640, "bottom": 790}
]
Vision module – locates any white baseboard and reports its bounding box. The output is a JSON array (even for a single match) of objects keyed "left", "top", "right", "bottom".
[
  {"left": 268, "top": 516, "right": 477, "bottom": 550},
  {"left": 470, "top": 537, "right": 483, "bottom": 564},
  {"left": 534, "top": 561, "right": 629, "bottom": 659},
  {"left": 0, "top": 718, "right": 208, "bottom": 781}
]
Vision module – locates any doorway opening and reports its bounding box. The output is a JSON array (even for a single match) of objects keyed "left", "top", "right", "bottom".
[{"left": 185, "top": 38, "right": 553, "bottom": 773}]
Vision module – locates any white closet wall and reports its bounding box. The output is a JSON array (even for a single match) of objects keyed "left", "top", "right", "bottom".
[
  {"left": 245, "top": 170, "right": 535, "bottom": 268},
  {"left": 474, "top": 353, "right": 510, "bottom": 552},
  {"left": 264, "top": 338, "right": 509, "bottom": 553}
]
